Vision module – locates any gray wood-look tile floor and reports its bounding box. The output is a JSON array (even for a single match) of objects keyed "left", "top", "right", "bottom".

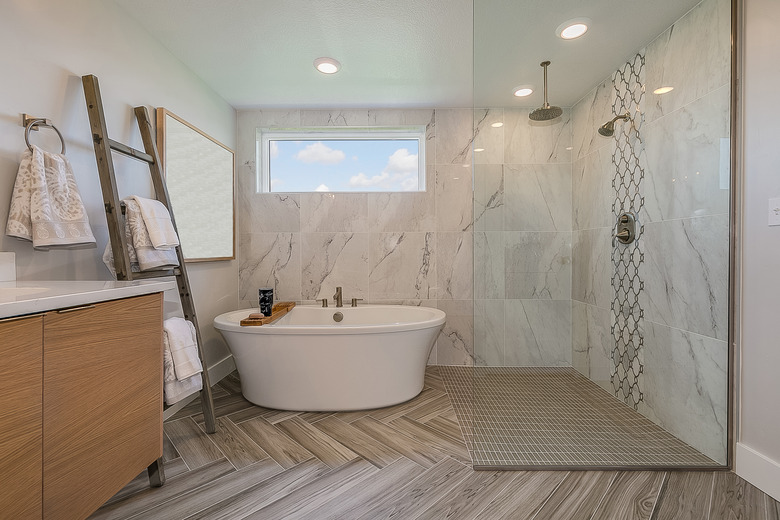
[{"left": 91, "top": 367, "right": 780, "bottom": 520}]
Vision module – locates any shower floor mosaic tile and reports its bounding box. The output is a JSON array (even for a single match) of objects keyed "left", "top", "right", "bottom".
[{"left": 439, "top": 366, "right": 721, "bottom": 469}]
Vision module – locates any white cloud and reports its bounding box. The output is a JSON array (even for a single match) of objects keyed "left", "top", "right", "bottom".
[
  {"left": 269, "top": 141, "right": 279, "bottom": 159},
  {"left": 347, "top": 147, "right": 420, "bottom": 190},
  {"left": 294, "top": 142, "right": 345, "bottom": 165},
  {"left": 314, "top": 184, "right": 330, "bottom": 192},
  {"left": 270, "top": 178, "right": 283, "bottom": 189},
  {"left": 385, "top": 148, "right": 418, "bottom": 174},
  {"left": 348, "top": 172, "right": 390, "bottom": 187}
]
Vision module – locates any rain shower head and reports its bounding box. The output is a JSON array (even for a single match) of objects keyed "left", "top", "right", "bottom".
[
  {"left": 598, "top": 112, "right": 632, "bottom": 137},
  {"left": 529, "top": 61, "right": 563, "bottom": 122}
]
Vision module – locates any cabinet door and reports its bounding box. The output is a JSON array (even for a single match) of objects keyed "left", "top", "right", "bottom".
[
  {"left": 0, "top": 315, "right": 43, "bottom": 519},
  {"left": 43, "top": 293, "right": 163, "bottom": 520}
]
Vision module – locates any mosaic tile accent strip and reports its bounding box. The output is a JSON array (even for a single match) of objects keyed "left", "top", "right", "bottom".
[
  {"left": 610, "top": 54, "right": 646, "bottom": 409},
  {"left": 439, "top": 366, "right": 719, "bottom": 468}
]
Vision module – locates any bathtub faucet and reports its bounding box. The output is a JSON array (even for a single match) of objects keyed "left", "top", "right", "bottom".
[{"left": 333, "top": 286, "right": 343, "bottom": 307}]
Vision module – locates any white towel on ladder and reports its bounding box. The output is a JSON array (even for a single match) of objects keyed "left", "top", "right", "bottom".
[
  {"left": 163, "top": 338, "right": 202, "bottom": 405},
  {"left": 6, "top": 145, "right": 96, "bottom": 248},
  {"left": 130, "top": 195, "right": 179, "bottom": 250},
  {"left": 163, "top": 317, "right": 202, "bottom": 380}
]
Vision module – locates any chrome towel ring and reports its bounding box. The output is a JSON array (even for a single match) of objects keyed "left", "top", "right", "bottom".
[{"left": 25, "top": 118, "right": 66, "bottom": 154}]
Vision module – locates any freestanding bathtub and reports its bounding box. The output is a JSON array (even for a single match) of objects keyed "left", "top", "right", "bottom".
[{"left": 213, "top": 305, "right": 446, "bottom": 411}]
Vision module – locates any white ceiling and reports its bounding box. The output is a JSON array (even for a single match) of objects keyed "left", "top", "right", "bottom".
[{"left": 116, "top": 0, "right": 703, "bottom": 109}]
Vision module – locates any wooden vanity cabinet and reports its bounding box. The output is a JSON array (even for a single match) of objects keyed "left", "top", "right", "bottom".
[
  {"left": 0, "top": 292, "right": 163, "bottom": 520},
  {"left": 0, "top": 314, "right": 43, "bottom": 519}
]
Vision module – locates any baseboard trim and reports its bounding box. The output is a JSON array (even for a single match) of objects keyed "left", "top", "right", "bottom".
[
  {"left": 163, "top": 355, "right": 236, "bottom": 421},
  {"left": 735, "top": 442, "right": 780, "bottom": 502}
]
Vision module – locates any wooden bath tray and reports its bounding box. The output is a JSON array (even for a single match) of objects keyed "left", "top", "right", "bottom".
[{"left": 240, "top": 301, "right": 296, "bottom": 326}]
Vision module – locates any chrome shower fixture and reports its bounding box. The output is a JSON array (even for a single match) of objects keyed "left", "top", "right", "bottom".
[
  {"left": 529, "top": 61, "right": 563, "bottom": 121},
  {"left": 598, "top": 112, "right": 632, "bottom": 137}
]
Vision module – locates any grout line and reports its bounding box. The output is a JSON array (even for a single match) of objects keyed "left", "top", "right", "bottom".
[
  {"left": 529, "top": 471, "right": 571, "bottom": 520},
  {"left": 648, "top": 471, "right": 670, "bottom": 520},
  {"left": 706, "top": 470, "right": 717, "bottom": 520},
  {"left": 588, "top": 471, "right": 620, "bottom": 520}
]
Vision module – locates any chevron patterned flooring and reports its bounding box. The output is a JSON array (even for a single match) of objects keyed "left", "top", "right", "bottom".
[{"left": 90, "top": 366, "right": 779, "bottom": 520}]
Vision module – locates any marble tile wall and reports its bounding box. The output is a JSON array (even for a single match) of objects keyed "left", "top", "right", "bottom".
[
  {"left": 473, "top": 108, "right": 573, "bottom": 367},
  {"left": 570, "top": 0, "right": 731, "bottom": 463},
  {"left": 235, "top": 108, "right": 474, "bottom": 365}
]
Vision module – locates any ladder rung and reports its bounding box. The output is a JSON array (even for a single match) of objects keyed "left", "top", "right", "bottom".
[
  {"left": 132, "top": 268, "right": 180, "bottom": 279},
  {"left": 109, "top": 138, "right": 154, "bottom": 164}
]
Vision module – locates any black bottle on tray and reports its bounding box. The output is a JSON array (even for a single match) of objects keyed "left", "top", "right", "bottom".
[{"left": 258, "top": 288, "right": 274, "bottom": 317}]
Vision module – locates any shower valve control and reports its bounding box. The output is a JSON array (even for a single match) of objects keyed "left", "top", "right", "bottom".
[{"left": 613, "top": 212, "right": 637, "bottom": 246}]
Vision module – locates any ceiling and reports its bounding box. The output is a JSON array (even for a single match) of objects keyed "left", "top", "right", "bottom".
[{"left": 116, "top": 0, "right": 703, "bottom": 109}]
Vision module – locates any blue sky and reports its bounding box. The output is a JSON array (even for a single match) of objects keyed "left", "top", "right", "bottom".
[{"left": 269, "top": 139, "right": 420, "bottom": 192}]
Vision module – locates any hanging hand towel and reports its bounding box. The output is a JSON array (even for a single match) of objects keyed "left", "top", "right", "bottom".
[
  {"left": 6, "top": 145, "right": 96, "bottom": 248},
  {"left": 163, "top": 333, "right": 202, "bottom": 405},
  {"left": 130, "top": 196, "right": 179, "bottom": 250},
  {"left": 102, "top": 198, "right": 179, "bottom": 276},
  {"left": 163, "top": 317, "right": 202, "bottom": 381}
]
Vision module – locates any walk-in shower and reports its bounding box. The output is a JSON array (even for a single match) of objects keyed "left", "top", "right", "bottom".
[{"left": 468, "top": 0, "right": 733, "bottom": 470}]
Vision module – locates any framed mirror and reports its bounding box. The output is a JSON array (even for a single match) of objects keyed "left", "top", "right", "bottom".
[{"left": 156, "top": 108, "right": 235, "bottom": 261}]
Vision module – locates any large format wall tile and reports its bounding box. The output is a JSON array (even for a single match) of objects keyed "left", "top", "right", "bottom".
[
  {"left": 436, "top": 300, "right": 474, "bottom": 366},
  {"left": 300, "top": 193, "right": 369, "bottom": 233},
  {"left": 474, "top": 164, "right": 503, "bottom": 232},
  {"left": 572, "top": 146, "right": 613, "bottom": 231},
  {"left": 643, "top": 0, "right": 730, "bottom": 123},
  {"left": 571, "top": 228, "right": 612, "bottom": 309},
  {"left": 572, "top": 78, "right": 615, "bottom": 161},
  {"left": 642, "top": 85, "right": 731, "bottom": 223},
  {"left": 572, "top": 301, "right": 613, "bottom": 386},
  {"left": 640, "top": 320, "right": 728, "bottom": 463},
  {"left": 642, "top": 215, "right": 729, "bottom": 340},
  {"left": 239, "top": 232, "right": 301, "bottom": 303},
  {"left": 505, "top": 232, "right": 572, "bottom": 300},
  {"left": 301, "top": 232, "right": 369, "bottom": 301},
  {"left": 239, "top": 193, "right": 301, "bottom": 234},
  {"left": 474, "top": 299, "right": 505, "bottom": 366},
  {"left": 368, "top": 232, "right": 436, "bottom": 300},
  {"left": 368, "top": 166, "right": 436, "bottom": 232},
  {"left": 435, "top": 109, "right": 473, "bottom": 165},
  {"left": 504, "top": 299, "right": 571, "bottom": 366},
  {"left": 437, "top": 232, "right": 473, "bottom": 300},
  {"left": 473, "top": 109, "right": 504, "bottom": 165},
  {"left": 436, "top": 165, "right": 473, "bottom": 232},
  {"left": 504, "top": 164, "right": 572, "bottom": 232},
  {"left": 503, "top": 108, "right": 572, "bottom": 164},
  {"left": 474, "top": 232, "right": 504, "bottom": 300}
]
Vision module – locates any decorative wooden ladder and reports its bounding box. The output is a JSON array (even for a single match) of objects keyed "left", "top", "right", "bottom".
[{"left": 81, "top": 74, "right": 217, "bottom": 485}]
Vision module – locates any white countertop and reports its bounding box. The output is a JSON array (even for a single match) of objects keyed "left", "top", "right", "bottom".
[{"left": 0, "top": 280, "right": 177, "bottom": 319}]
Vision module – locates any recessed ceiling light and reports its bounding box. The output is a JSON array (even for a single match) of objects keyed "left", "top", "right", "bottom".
[
  {"left": 491, "top": 122, "right": 503, "bottom": 128},
  {"left": 474, "top": 148, "right": 485, "bottom": 152},
  {"left": 314, "top": 57, "right": 340, "bottom": 74},
  {"left": 513, "top": 85, "right": 534, "bottom": 97},
  {"left": 556, "top": 18, "right": 591, "bottom": 40},
  {"left": 653, "top": 86, "right": 674, "bottom": 95}
]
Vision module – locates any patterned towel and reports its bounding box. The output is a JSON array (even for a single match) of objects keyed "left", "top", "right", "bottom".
[
  {"left": 102, "top": 198, "right": 179, "bottom": 276},
  {"left": 6, "top": 145, "right": 95, "bottom": 248}
]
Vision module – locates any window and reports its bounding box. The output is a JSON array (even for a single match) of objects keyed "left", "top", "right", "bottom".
[{"left": 258, "top": 127, "right": 426, "bottom": 193}]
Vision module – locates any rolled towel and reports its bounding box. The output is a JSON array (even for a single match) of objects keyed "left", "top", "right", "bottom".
[
  {"left": 130, "top": 195, "right": 179, "bottom": 250},
  {"left": 6, "top": 145, "right": 96, "bottom": 248},
  {"left": 163, "top": 317, "right": 202, "bottom": 381}
]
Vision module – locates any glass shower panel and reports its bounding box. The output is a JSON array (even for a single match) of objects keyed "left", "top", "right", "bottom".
[{"left": 470, "top": 0, "right": 731, "bottom": 468}]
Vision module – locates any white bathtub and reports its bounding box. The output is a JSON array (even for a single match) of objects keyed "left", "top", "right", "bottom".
[{"left": 213, "top": 305, "right": 446, "bottom": 411}]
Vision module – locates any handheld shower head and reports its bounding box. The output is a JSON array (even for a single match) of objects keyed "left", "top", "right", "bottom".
[{"left": 598, "top": 113, "right": 632, "bottom": 137}]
